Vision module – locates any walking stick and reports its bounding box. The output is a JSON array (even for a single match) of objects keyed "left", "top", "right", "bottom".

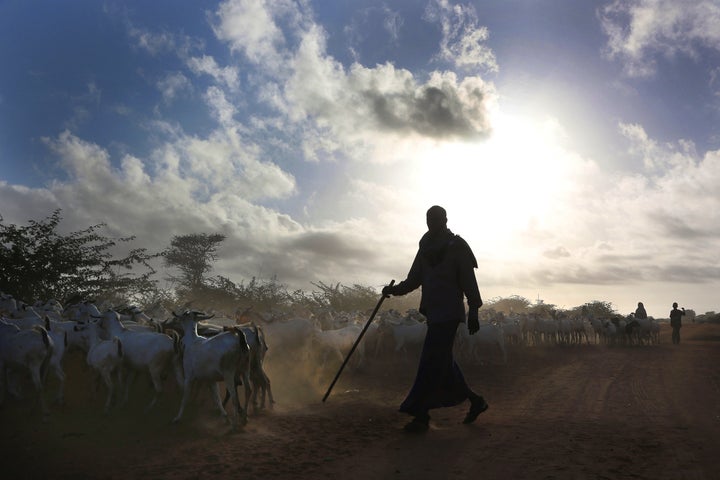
[{"left": 322, "top": 279, "right": 395, "bottom": 402}]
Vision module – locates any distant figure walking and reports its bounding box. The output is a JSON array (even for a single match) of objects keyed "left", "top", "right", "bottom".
[
  {"left": 382, "top": 205, "right": 488, "bottom": 433},
  {"left": 669, "top": 302, "right": 685, "bottom": 345},
  {"left": 635, "top": 302, "right": 648, "bottom": 320}
]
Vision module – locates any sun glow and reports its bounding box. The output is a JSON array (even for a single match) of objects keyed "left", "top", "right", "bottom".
[{"left": 410, "top": 111, "right": 579, "bottom": 249}]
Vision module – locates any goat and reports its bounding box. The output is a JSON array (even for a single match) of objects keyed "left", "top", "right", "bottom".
[
  {"left": 42, "top": 317, "right": 69, "bottom": 405},
  {"left": 3, "top": 305, "right": 44, "bottom": 329},
  {"left": 0, "top": 320, "right": 54, "bottom": 419},
  {"left": 161, "top": 317, "right": 274, "bottom": 415},
  {"left": 310, "top": 324, "right": 365, "bottom": 370},
  {"left": 171, "top": 310, "right": 250, "bottom": 430},
  {"left": 95, "top": 310, "right": 182, "bottom": 412},
  {"left": 220, "top": 323, "right": 274, "bottom": 414},
  {"left": 259, "top": 317, "right": 315, "bottom": 360},
  {"left": 376, "top": 318, "right": 427, "bottom": 357},
  {"left": 74, "top": 320, "right": 124, "bottom": 414},
  {"left": 457, "top": 322, "right": 507, "bottom": 365}
]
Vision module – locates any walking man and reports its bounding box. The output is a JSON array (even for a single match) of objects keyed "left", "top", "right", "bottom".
[
  {"left": 382, "top": 205, "right": 488, "bottom": 433},
  {"left": 669, "top": 302, "right": 685, "bottom": 345}
]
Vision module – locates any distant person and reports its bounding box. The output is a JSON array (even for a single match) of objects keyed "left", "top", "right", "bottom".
[
  {"left": 382, "top": 205, "right": 488, "bottom": 433},
  {"left": 669, "top": 302, "right": 685, "bottom": 345},
  {"left": 635, "top": 302, "right": 648, "bottom": 320}
]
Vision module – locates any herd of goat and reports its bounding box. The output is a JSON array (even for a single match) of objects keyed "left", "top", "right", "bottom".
[{"left": 0, "top": 292, "right": 662, "bottom": 428}]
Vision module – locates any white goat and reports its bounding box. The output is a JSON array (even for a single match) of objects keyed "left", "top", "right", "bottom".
[
  {"left": 172, "top": 311, "right": 250, "bottom": 430},
  {"left": 161, "top": 317, "right": 274, "bottom": 415},
  {"left": 3, "top": 305, "right": 44, "bottom": 329},
  {"left": 63, "top": 301, "right": 103, "bottom": 323},
  {"left": 376, "top": 318, "right": 427, "bottom": 357},
  {"left": 310, "top": 324, "right": 365, "bottom": 370},
  {"left": 96, "top": 310, "right": 182, "bottom": 411},
  {"left": 42, "top": 317, "right": 69, "bottom": 405},
  {"left": 233, "top": 323, "right": 274, "bottom": 413},
  {"left": 259, "top": 317, "right": 315, "bottom": 359},
  {"left": 0, "top": 293, "right": 18, "bottom": 316},
  {"left": 74, "top": 320, "right": 124, "bottom": 414},
  {"left": 0, "top": 320, "right": 54, "bottom": 419},
  {"left": 457, "top": 322, "right": 507, "bottom": 365}
]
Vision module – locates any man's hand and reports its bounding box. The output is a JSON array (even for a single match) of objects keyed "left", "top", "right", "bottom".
[
  {"left": 382, "top": 285, "right": 396, "bottom": 297},
  {"left": 468, "top": 310, "right": 479, "bottom": 335}
]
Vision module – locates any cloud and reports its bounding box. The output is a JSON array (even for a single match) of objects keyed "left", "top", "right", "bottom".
[
  {"left": 210, "top": 0, "right": 497, "bottom": 161},
  {"left": 186, "top": 55, "right": 240, "bottom": 91},
  {"left": 212, "top": 0, "right": 300, "bottom": 73},
  {"left": 283, "top": 27, "right": 497, "bottom": 148},
  {"left": 343, "top": 5, "right": 404, "bottom": 62},
  {"left": 64, "top": 82, "right": 103, "bottom": 129},
  {"left": 204, "top": 86, "right": 237, "bottom": 126},
  {"left": 424, "top": 0, "right": 499, "bottom": 72},
  {"left": 127, "top": 24, "right": 200, "bottom": 57},
  {"left": 618, "top": 122, "right": 697, "bottom": 170},
  {"left": 543, "top": 246, "right": 571, "bottom": 259},
  {"left": 599, "top": 0, "right": 720, "bottom": 77},
  {"left": 543, "top": 124, "right": 720, "bottom": 285},
  {"left": 156, "top": 72, "right": 192, "bottom": 104}
]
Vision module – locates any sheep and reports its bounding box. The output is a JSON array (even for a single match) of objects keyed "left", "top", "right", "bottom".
[
  {"left": 74, "top": 320, "right": 124, "bottom": 414},
  {"left": 171, "top": 310, "right": 250, "bottom": 430},
  {"left": 0, "top": 320, "right": 54, "bottom": 419},
  {"left": 95, "top": 310, "right": 183, "bottom": 412}
]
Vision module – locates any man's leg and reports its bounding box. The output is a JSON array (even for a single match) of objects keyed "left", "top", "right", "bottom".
[{"left": 462, "top": 391, "right": 488, "bottom": 424}]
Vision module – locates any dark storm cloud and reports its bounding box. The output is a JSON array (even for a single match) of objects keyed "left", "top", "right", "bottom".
[{"left": 363, "top": 82, "right": 491, "bottom": 140}]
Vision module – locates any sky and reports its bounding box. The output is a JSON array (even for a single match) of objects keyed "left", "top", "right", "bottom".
[{"left": 1, "top": 0, "right": 720, "bottom": 318}]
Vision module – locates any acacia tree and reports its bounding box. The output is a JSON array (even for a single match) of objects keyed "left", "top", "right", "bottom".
[
  {"left": 163, "top": 233, "right": 226, "bottom": 296},
  {"left": 0, "top": 210, "right": 159, "bottom": 303}
]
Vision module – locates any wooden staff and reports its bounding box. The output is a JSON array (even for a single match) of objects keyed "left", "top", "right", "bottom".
[{"left": 322, "top": 280, "right": 395, "bottom": 402}]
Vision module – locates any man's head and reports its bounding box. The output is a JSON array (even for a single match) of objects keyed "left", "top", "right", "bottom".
[
  {"left": 673, "top": 302, "right": 678, "bottom": 309},
  {"left": 638, "top": 302, "right": 644, "bottom": 308},
  {"left": 426, "top": 205, "right": 447, "bottom": 234}
]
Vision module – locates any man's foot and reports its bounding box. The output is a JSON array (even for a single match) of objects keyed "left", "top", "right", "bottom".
[
  {"left": 403, "top": 415, "right": 430, "bottom": 433},
  {"left": 462, "top": 397, "right": 488, "bottom": 424}
]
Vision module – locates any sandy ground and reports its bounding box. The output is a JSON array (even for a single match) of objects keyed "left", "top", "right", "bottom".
[{"left": 1, "top": 322, "right": 719, "bottom": 480}]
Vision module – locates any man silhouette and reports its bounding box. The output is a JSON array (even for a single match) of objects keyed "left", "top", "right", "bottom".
[
  {"left": 669, "top": 302, "right": 685, "bottom": 345},
  {"left": 383, "top": 205, "right": 488, "bottom": 433}
]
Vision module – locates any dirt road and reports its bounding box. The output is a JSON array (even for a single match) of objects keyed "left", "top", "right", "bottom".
[{"left": 1, "top": 323, "right": 718, "bottom": 479}]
